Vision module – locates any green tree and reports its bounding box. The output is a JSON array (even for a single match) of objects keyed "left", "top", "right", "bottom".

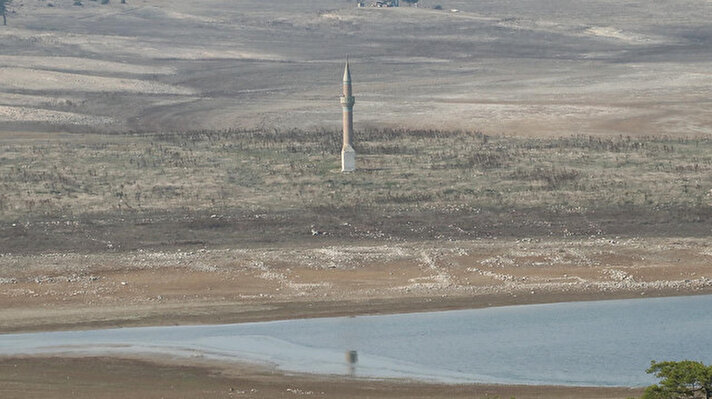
[
  {"left": 0, "top": 0, "right": 11, "bottom": 26},
  {"left": 643, "top": 360, "right": 712, "bottom": 399}
]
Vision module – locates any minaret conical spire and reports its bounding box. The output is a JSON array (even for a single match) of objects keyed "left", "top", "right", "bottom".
[{"left": 343, "top": 56, "right": 351, "bottom": 83}]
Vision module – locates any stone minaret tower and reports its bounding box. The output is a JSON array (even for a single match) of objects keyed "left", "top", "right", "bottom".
[{"left": 340, "top": 58, "right": 356, "bottom": 172}]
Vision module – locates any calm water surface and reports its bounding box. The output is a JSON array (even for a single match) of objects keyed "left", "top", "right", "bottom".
[{"left": 2, "top": 295, "right": 711, "bottom": 386}]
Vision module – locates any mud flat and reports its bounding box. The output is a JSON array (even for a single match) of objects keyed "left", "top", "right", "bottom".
[{"left": 0, "top": 356, "right": 643, "bottom": 399}]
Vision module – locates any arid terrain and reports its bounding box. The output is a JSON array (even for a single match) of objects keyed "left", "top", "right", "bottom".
[
  {"left": 0, "top": 0, "right": 711, "bottom": 135},
  {"left": 0, "top": 356, "right": 645, "bottom": 399},
  {"left": 1, "top": 0, "right": 711, "bottom": 397},
  {"left": 2, "top": 237, "right": 712, "bottom": 334}
]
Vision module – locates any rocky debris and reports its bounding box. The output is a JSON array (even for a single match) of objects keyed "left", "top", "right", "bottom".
[
  {"left": 286, "top": 388, "right": 315, "bottom": 395},
  {"left": 603, "top": 268, "right": 634, "bottom": 282},
  {"left": 480, "top": 255, "right": 515, "bottom": 267},
  {"left": 1, "top": 237, "right": 711, "bottom": 309},
  {"left": 467, "top": 267, "right": 517, "bottom": 282},
  {"left": 310, "top": 226, "right": 325, "bottom": 236},
  {"left": 24, "top": 274, "right": 100, "bottom": 284}
]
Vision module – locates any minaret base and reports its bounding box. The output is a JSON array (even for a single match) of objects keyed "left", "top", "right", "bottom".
[{"left": 341, "top": 146, "right": 356, "bottom": 172}]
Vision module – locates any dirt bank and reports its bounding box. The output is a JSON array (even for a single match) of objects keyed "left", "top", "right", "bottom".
[
  {"left": 0, "top": 356, "right": 644, "bottom": 399},
  {"left": 2, "top": 237, "right": 711, "bottom": 334}
]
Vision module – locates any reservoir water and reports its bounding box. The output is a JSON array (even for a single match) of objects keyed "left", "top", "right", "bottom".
[{"left": 2, "top": 294, "right": 711, "bottom": 386}]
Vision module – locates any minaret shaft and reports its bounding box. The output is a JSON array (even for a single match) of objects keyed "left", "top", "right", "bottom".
[
  {"left": 340, "top": 60, "right": 356, "bottom": 172},
  {"left": 342, "top": 107, "right": 353, "bottom": 148}
]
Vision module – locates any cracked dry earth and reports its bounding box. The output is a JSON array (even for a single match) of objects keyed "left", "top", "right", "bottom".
[{"left": 2, "top": 236, "right": 711, "bottom": 333}]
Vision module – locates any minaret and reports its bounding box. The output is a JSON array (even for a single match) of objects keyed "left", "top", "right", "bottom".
[{"left": 340, "top": 58, "right": 356, "bottom": 172}]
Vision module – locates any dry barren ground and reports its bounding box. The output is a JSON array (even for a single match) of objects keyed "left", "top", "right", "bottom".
[
  {"left": 0, "top": 356, "right": 644, "bottom": 399},
  {"left": 2, "top": 237, "right": 712, "bottom": 333},
  {"left": 0, "top": 0, "right": 710, "bottom": 135}
]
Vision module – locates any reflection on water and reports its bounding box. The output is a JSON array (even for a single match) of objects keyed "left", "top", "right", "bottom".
[
  {"left": 346, "top": 350, "right": 358, "bottom": 376},
  {"left": 1, "top": 295, "right": 712, "bottom": 387}
]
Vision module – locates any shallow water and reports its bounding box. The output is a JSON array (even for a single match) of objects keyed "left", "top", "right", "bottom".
[{"left": 2, "top": 294, "right": 711, "bottom": 386}]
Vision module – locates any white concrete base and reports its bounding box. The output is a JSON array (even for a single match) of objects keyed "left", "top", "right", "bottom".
[{"left": 341, "top": 146, "right": 356, "bottom": 172}]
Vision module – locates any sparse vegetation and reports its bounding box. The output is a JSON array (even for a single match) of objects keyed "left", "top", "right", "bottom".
[
  {"left": 2, "top": 129, "right": 709, "bottom": 218},
  {"left": 0, "top": 129, "right": 710, "bottom": 253}
]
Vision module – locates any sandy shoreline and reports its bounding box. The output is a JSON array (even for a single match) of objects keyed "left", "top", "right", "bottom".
[
  {"left": 0, "top": 355, "right": 645, "bottom": 399},
  {"left": 1, "top": 288, "right": 707, "bottom": 398},
  {"left": 3, "top": 288, "right": 712, "bottom": 335},
  {"left": 3, "top": 292, "right": 709, "bottom": 398},
  {"left": 2, "top": 238, "right": 710, "bottom": 397}
]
